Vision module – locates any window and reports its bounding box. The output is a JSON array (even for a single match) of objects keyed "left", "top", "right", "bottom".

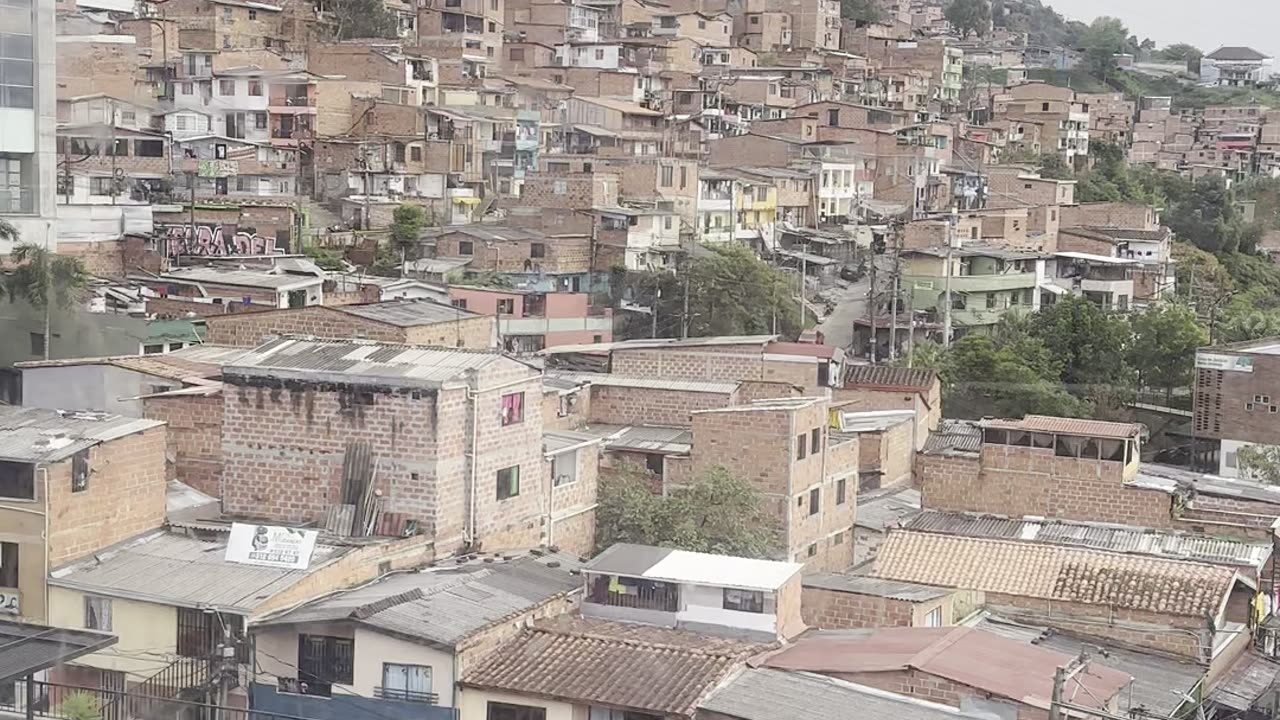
[
  {"left": 298, "top": 634, "right": 354, "bottom": 686},
  {"left": 29, "top": 331, "right": 45, "bottom": 355},
  {"left": 1041, "top": 102, "right": 1050, "bottom": 111},
  {"left": 221, "top": 6, "right": 233, "bottom": 20},
  {"left": 488, "top": 703, "right": 545, "bottom": 720},
  {"left": 451, "top": 298, "right": 468, "bottom": 309},
  {"left": 175, "top": 116, "right": 188, "bottom": 131},
  {"left": 806, "top": 543, "right": 817, "bottom": 558},
  {"left": 496, "top": 298, "right": 516, "bottom": 315},
  {"left": 248, "top": 80, "right": 262, "bottom": 95},
  {"left": 796, "top": 433, "right": 807, "bottom": 460},
  {"left": 750, "top": 14, "right": 759, "bottom": 23},
  {"left": 530, "top": 242, "right": 545, "bottom": 258},
  {"left": 142, "top": 343, "right": 164, "bottom": 354},
  {"left": 85, "top": 596, "right": 112, "bottom": 631},
  {"left": 923, "top": 606, "right": 943, "bottom": 627},
  {"left": 809, "top": 487, "right": 820, "bottom": 515},
  {"left": 181, "top": 82, "right": 193, "bottom": 95},
  {"left": 247, "top": 7, "right": 257, "bottom": 18},
  {"left": 509, "top": 48, "right": 525, "bottom": 62},
  {"left": 0, "top": 541, "right": 18, "bottom": 588},
  {"left": 488, "top": 21, "right": 495, "bottom": 31},
  {"left": 458, "top": 240, "right": 474, "bottom": 255},
  {"left": 134, "top": 140, "right": 164, "bottom": 157},
  {"left": 496, "top": 465, "right": 520, "bottom": 500},
  {"left": 551, "top": 451, "right": 577, "bottom": 486},
  {"left": 0, "top": 24, "right": 35, "bottom": 109},
  {"left": 71, "top": 450, "right": 89, "bottom": 492},
  {"left": 722, "top": 588, "right": 764, "bottom": 613},
  {"left": 833, "top": 531, "right": 844, "bottom": 545},
  {"left": 219, "top": 79, "right": 235, "bottom": 95},
  {"left": 827, "top": 108, "right": 839, "bottom": 126},
  {"left": 501, "top": 392, "right": 524, "bottom": 425},
  {"left": 595, "top": 48, "right": 605, "bottom": 61},
  {"left": 810, "top": 427, "right": 821, "bottom": 454},
  {"left": 255, "top": 112, "right": 267, "bottom": 129},
  {"left": 380, "top": 663, "right": 432, "bottom": 702},
  {"left": 985, "top": 293, "right": 997, "bottom": 310},
  {"left": 89, "top": 177, "right": 115, "bottom": 196},
  {"left": 836, "top": 477, "right": 847, "bottom": 505},
  {"left": 661, "top": 165, "right": 674, "bottom": 186},
  {"left": 410, "top": 145, "right": 421, "bottom": 161}
]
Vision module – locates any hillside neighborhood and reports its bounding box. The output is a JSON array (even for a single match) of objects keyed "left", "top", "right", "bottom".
[{"left": 6, "top": 0, "right": 1280, "bottom": 718}]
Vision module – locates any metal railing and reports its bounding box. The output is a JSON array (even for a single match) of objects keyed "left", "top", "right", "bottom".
[
  {"left": 372, "top": 687, "right": 438, "bottom": 704},
  {"left": 0, "top": 680, "right": 321, "bottom": 720}
]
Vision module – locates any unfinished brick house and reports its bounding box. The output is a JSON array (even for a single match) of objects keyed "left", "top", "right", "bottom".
[
  {"left": 835, "top": 365, "right": 940, "bottom": 452},
  {"left": 219, "top": 337, "right": 586, "bottom": 555},
  {"left": 800, "top": 574, "right": 964, "bottom": 630}
]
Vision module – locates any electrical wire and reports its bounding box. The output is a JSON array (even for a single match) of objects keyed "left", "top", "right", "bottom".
[{"left": 251, "top": 647, "right": 443, "bottom": 720}]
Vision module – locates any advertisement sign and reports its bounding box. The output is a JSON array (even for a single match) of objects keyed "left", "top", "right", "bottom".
[
  {"left": 1195, "top": 352, "right": 1254, "bottom": 373},
  {"left": 225, "top": 523, "right": 318, "bottom": 570}
]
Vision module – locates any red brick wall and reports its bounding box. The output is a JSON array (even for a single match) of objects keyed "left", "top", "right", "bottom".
[
  {"left": 143, "top": 393, "right": 225, "bottom": 499},
  {"left": 205, "top": 306, "right": 408, "bottom": 346},
  {"left": 801, "top": 586, "right": 916, "bottom": 628},
  {"left": 46, "top": 426, "right": 168, "bottom": 566},
  {"left": 611, "top": 346, "right": 766, "bottom": 382},
  {"left": 917, "top": 446, "right": 1174, "bottom": 527},
  {"left": 586, "top": 384, "right": 734, "bottom": 426},
  {"left": 988, "top": 593, "right": 1210, "bottom": 661}
]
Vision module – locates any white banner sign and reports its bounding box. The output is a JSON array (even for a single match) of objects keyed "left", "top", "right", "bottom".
[
  {"left": 225, "top": 523, "right": 318, "bottom": 570},
  {"left": 1196, "top": 352, "right": 1254, "bottom": 373}
]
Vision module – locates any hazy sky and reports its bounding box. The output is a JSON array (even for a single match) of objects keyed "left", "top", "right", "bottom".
[{"left": 1045, "top": 0, "right": 1280, "bottom": 62}]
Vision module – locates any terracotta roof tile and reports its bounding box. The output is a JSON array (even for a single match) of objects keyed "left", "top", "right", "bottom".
[
  {"left": 843, "top": 365, "right": 938, "bottom": 392},
  {"left": 981, "top": 415, "right": 1142, "bottom": 440},
  {"left": 872, "top": 531, "right": 1236, "bottom": 617},
  {"left": 460, "top": 616, "right": 768, "bottom": 717}
]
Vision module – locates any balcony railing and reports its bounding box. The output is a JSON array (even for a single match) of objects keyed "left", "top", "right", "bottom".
[{"left": 373, "top": 688, "right": 439, "bottom": 704}]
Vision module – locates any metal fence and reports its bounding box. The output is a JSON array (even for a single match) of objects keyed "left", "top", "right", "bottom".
[{"left": 0, "top": 681, "right": 320, "bottom": 720}]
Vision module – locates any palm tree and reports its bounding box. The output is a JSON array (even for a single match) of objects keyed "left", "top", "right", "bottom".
[{"left": 3, "top": 237, "right": 90, "bottom": 359}]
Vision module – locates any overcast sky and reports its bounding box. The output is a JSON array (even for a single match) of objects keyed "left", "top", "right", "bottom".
[{"left": 1046, "top": 0, "right": 1280, "bottom": 62}]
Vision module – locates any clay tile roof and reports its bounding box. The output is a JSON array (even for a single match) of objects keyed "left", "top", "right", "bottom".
[
  {"left": 871, "top": 531, "right": 1238, "bottom": 618},
  {"left": 460, "top": 616, "right": 768, "bottom": 717},
  {"left": 981, "top": 415, "right": 1142, "bottom": 440},
  {"left": 843, "top": 365, "right": 938, "bottom": 392}
]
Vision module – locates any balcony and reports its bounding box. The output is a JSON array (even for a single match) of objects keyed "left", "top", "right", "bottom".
[
  {"left": 269, "top": 91, "right": 317, "bottom": 114},
  {"left": 905, "top": 271, "right": 1039, "bottom": 294},
  {"left": 373, "top": 688, "right": 439, "bottom": 705}
]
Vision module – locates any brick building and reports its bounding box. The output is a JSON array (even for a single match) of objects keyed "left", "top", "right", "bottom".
[
  {"left": 219, "top": 337, "right": 575, "bottom": 555},
  {"left": 203, "top": 300, "right": 498, "bottom": 348},
  {"left": 835, "top": 366, "right": 941, "bottom": 452},
  {"left": 1193, "top": 338, "right": 1280, "bottom": 477},
  {"left": 0, "top": 408, "right": 167, "bottom": 624},
  {"left": 448, "top": 286, "right": 612, "bottom": 353},
  {"left": 800, "top": 574, "right": 961, "bottom": 630}
]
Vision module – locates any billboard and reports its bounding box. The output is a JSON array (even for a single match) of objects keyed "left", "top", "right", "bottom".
[
  {"left": 1195, "top": 352, "right": 1254, "bottom": 373},
  {"left": 225, "top": 523, "right": 319, "bottom": 570}
]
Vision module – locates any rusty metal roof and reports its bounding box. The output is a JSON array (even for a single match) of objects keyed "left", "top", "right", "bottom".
[
  {"left": 981, "top": 415, "right": 1143, "bottom": 440},
  {"left": 843, "top": 365, "right": 938, "bottom": 392},
  {"left": 872, "top": 530, "right": 1238, "bottom": 618}
]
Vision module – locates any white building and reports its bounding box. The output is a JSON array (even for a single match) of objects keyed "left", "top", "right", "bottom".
[
  {"left": 1201, "top": 47, "right": 1274, "bottom": 87},
  {"left": 0, "top": 0, "right": 57, "bottom": 250}
]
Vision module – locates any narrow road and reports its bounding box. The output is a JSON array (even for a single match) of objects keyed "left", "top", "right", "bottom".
[{"left": 814, "top": 278, "right": 869, "bottom": 351}]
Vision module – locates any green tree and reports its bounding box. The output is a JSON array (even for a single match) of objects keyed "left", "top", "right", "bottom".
[
  {"left": 1163, "top": 177, "right": 1240, "bottom": 254},
  {"left": 389, "top": 204, "right": 427, "bottom": 275},
  {"left": 1081, "top": 16, "right": 1130, "bottom": 83},
  {"left": 1172, "top": 242, "right": 1234, "bottom": 301},
  {"left": 1157, "top": 43, "right": 1203, "bottom": 73},
  {"left": 58, "top": 692, "right": 102, "bottom": 720},
  {"left": 1029, "top": 296, "right": 1134, "bottom": 393},
  {"left": 944, "top": 0, "right": 991, "bottom": 38},
  {"left": 327, "top": 0, "right": 400, "bottom": 39},
  {"left": 0, "top": 218, "right": 16, "bottom": 243},
  {"left": 1128, "top": 303, "right": 1207, "bottom": 399},
  {"left": 595, "top": 465, "right": 781, "bottom": 558},
  {"left": 942, "top": 333, "right": 1089, "bottom": 419},
  {"left": 1036, "top": 153, "right": 1073, "bottom": 180},
  {"left": 1237, "top": 445, "right": 1280, "bottom": 486},
  {"left": 840, "top": 0, "right": 884, "bottom": 22},
  {"left": 6, "top": 243, "right": 89, "bottom": 311}
]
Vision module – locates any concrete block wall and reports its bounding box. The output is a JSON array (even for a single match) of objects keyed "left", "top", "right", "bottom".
[
  {"left": 205, "top": 306, "right": 409, "bottom": 346},
  {"left": 611, "top": 346, "right": 766, "bottom": 382},
  {"left": 800, "top": 586, "right": 915, "bottom": 628},
  {"left": 403, "top": 316, "right": 498, "bottom": 349},
  {"left": 586, "top": 384, "right": 735, "bottom": 426},
  {"left": 47, "top": 425, "right": 168, "bottom": 566},
  {"left": 547, "top": 445, "right": 599, "bottom": 558}
]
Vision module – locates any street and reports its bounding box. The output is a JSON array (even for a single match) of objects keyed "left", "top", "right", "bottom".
[{"left": 813, "top": 277, "right": 869, "bottom": 351}]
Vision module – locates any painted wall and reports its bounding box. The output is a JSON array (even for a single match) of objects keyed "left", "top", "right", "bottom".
[
  {"left": 0, "top": 507, "right": 48, "bottom": 623},
  {"left": 22, "top": 365, "right": 179, "bottom": 415},
  {"left": 458, "top": 688, "right": 578, "bottom": 720},
  {"left": 678, "top": 582, "right": 777, "bottom": 635},
  {"left": 48, "top": 587, "right": 176, "bottom": 682}
]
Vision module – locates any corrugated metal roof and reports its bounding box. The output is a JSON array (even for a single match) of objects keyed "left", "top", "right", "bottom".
[
  {"left": 225, "top": 337, "right": 516, "bottom": 389},
  {"left": 1212, "top": 652, "right": 1280, "bottom": 712},
  {"left": 0, "top": 407, "right": 164, "bottom": 463},
  {"left": 922, "top": 419, "right": 982, "bottom": 455},
  {"left": 904, "top": 511, "right": 1271, "bottom": 568},
  {"left": 982, "top": 415, "right": 1143, "bottom": 440},
  {"left": 854, "top": 487, "right": 921, "bottom": 531},
  {"left": 339, "top": 299, "right": 479, "bottom": 326},
  {"left": 159, "top": 266, "right": 321, "bottom": 291},
  {"left": 801, "top": 573, "right": 953, "bottom": 601},
  {"left": 49, "top": 531, "right": 344, "bottom": 614},
  {"left": 547, "top": 371, "right": 740, "bottom": 395},
  {"left": 1037, "top": 631, "right": 1205, "bottom": 717},
  {"left": 542, "top": 335, "right": 776, "bottom": 355},
  {"left": 0, "top": 620, "right": 117, "bottom": 684},
  {"left": 843, "top": 365, "right": 938, "bottom": 391},
  {"left": 257, "top": 554, "right": 582, "bottom": 646},
  {"left": 543, "top": 430, "right": 600, "bottom": 455},
  {"left": 701, "top": 668, "right": 989, "bottom": 720}
]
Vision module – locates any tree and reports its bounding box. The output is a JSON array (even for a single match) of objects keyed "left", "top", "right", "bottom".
[
  {"left": 942, "top": 333, "right": 1089, "bottom": 419},
  {"left": 1163, "top": 177, "right": 1240, "bottom": 254},
  {"left": 1029, "top": 296, "right": 1133, "bottom": 393},
  {"left": 1128, "top": 303, "right": 1207, "bottom": 399},
  {"left": 0, "top": 218, "right": 15, "bottom": 243},
  {"left": 595, "top": 465, "right": 781, "bottom": 558},
  {"left": 390, "top": 204, "right": 426, "bottom": 272},
  {"left": 635, "top": 244, "right": 802, "bottom": 340},
  {"left": 1081, "top": 16, "right": 1130, "bottom": 83},
  {"left": 945, "top": 0, "right": 990, "bottom": 38},
  {"left": 327, "top": 0, "right": 400, "bottom": 40},
  {"left": 1173, "top": 242, "right": 1234, "bottom": 301},
  {"left": 1036, "top": 153, "right": 1073, "bottom": 180},
  {"left": 6, "top": 243, "right": 89, "bottom": 311},
  {"left": 1237, "top": 445, "right": 1280, "bottom": 486},
  {"left": 58, "top": 692, "right": 102, "bottom": 720},
  {"left": 1157, "top": 43, "right": 1203, "bottom": 73}
]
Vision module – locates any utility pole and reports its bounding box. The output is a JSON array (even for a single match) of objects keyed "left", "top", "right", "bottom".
[
  {"left": 681, "top": 271, "right": 690, "bottom": 339},
  {"left": 905, "top": 287, "right": 915, "bottom": 368},
  {"left": 214, "top": 617, "right": 235, "bottom": 720},
  {"left": 889, "top": 222, "right": 901, "bottom": 362},
  {"left": 868, "top": 244, "right": 878, "bottom": 363},
  {"left": 651, "top": 274, "right": 660, "bottom": 339},
  {"left": 943, "top": 206, "right": 957, "bottom": 348},
  {"left": 1048, "top": 653, "right": 1090, "bottom": 720}
]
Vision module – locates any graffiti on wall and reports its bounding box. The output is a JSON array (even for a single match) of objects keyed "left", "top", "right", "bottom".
[{"left": 161, "top": 224, "right": 283, "bottom": 258}]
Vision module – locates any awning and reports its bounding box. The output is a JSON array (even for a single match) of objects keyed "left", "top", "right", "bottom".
[
  {"left": 574, "top": 124, "right": 618, "bottom": 138},
  {"left": 451, "top": 196, "right": 481, "bottom": 205},
  {"left": 777, "top": 248, "right": 837, "bottom": 266},
  {"left": 1041, "top": 283, "right": 1068, "bottom": 295}
]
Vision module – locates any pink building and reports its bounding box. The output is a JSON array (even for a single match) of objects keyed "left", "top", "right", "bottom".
[{"left": 447, "top": 286, "right": 613, "bottom": 353}]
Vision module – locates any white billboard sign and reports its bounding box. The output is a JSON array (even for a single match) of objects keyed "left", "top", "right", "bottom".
[
  {"left": 1195, "top": 352, "right": 1254, "bottom": 373},
  {"left": 225, "top": 523, "right": 318, "bottom": 570}
]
